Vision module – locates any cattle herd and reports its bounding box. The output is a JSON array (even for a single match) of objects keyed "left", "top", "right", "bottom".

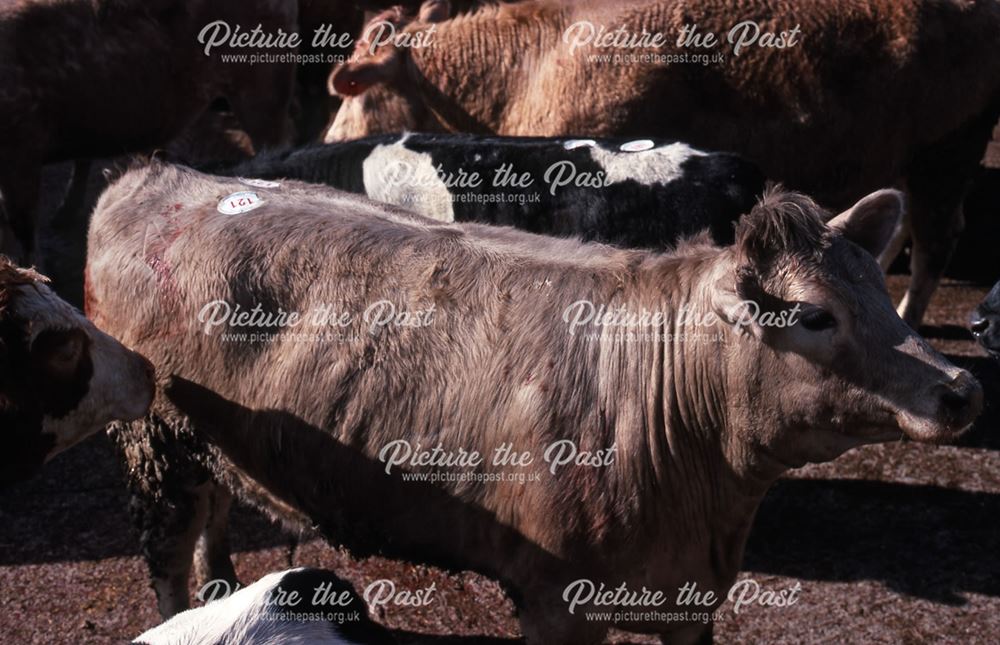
[{"left": 1, "top": 0, "right": 999, "bottom": 644}]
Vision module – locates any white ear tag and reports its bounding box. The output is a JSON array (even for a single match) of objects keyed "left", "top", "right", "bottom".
[
  {"left": 238, "top": 177, "right": 281, "bottom": 189},
  {"left": 218, "top": 191, "right": 265, "bottom": 215},
  {"left": 619, "top": 139, "right": 655, "bottom": 152}
]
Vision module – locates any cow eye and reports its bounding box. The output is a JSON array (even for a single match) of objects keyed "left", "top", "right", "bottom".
[
  {"left": 799, "top": 309, "right": 837, "bottom": 331},
  {"left": 31, "top": 328, "right": 88, "bottom": 378}
]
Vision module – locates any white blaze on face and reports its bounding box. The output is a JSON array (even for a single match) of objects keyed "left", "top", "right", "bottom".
[
  {"left": 362, "top": 134, "right": 456, "bottom": 223},
  {"left": 325, "top": 96, "right": 367, "bottom": 143},
  {"left": 588, "top": 141, "right": 706, "bottom": 187},
  {"left": 13, "top": 282, "right": 154, "bottom": 457}
]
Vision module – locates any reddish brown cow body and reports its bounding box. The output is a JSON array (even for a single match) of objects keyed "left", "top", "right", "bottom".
[
  {"left": 328, "top": 0, "right": 1000, "bottom": 327},
  {"left": 0, "top": 0, "right": 298, "bottom": 260},
  {"left": 88, "top": 162, "right": 981, "bottom": 642}
]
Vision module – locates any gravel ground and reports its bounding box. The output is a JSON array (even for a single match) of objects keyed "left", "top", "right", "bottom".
[{"left": 1, "top": 165, "right": 998, "bottom": 643}]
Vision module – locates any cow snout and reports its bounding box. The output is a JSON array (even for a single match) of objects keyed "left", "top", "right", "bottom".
[
  {"left": 970, "top": 316, "right": 989, "bottom": 334},
  {"left": 970, "top": 307, "right": 1000, "bottom": 357},
  {"left": 124, "top": 350, "right": 156, "bottom": 420},
  {"left": 934, "top": 371, "right": 983, "bottom": 432}
]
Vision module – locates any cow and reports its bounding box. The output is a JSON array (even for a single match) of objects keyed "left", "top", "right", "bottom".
[
  {"left": 132, "top": 567, "right": 394, "bottom": 645},
  {"left": 86, "top": 160, "right": 982, "bottom": 642},
  {"left": 0, "top": 256, "right": 154, "bottom": 485},
  {"left": 212, "top": 132, "right": 766, "bottom": 246},
  {"left": 0, "top": 0, "right": 298, "bottom": 262},
  {"left": 326, "top": 0, "right": 1000, "bottom": 329},
  {"left": 970, "top": 280, "right": 1000, "bottom": 357},
  {"left": 322, "top": 2, "right": 450, "bottom": 143}
]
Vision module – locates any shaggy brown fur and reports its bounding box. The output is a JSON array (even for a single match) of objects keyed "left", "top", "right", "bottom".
[
  {"left": 88, "top": 162, "right": 980, "bottom": 643},
  {"left": 327, "top": 0, "right": 1000, "bottom": 327}
]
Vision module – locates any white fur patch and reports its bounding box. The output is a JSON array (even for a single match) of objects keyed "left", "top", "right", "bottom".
[
  {"left": 588, "top": 142, "right": 705, "bottom": 187},
  {"left": 134, "top": 569, "right": 361, "bottom": 645},
  {"left": 362, "top": 134, "right": 455, "bottom": 222}
]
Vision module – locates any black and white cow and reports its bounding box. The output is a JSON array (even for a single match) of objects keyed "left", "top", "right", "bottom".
[
  {"left": 0, "top": 256, "right": 155, "bottom": 485},
  {"left": 213, "top": 133, "right": 766, "bottom": 246},
  {"left": 132, "top": 567, "right": 394, "bottom": 645}
]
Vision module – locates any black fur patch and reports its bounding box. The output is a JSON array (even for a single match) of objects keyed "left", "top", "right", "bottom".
[
  {"left": 273, "top": 568, "right": 395, "bottom": 644},
  {"left": 30, "top": 327, "right": 94, "bottom": 418},
  {"left": 216, "top": 133, "right": 766, "bottom": 247},
  {"left": 0, "top": 318, "right": 93, "bottom": 486}
]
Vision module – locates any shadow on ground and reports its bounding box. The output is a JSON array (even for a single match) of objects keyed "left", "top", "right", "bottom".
[{"left": 746, "top": 478, "right": 1000, "bottom": 604}]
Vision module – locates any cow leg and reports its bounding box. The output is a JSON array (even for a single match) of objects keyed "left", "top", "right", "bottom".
[
  {"left": 110, "top": 415, "right": 215, "bottom": 618},
  {"left": 147, "top": 481, "right": 213, "bottom": 618},
  {"left": 898, "top": 190, "right": 964, "bottom": 328},
  {"left": 877, "top": 205, "right": 910, "bottom": 273},
  {"left": 898, "top": 171, "right": 965, "bottom": 329},
  {"left": 193, "top": 483, "right": 239, "bottom": 591},
  {"left": 899, "top": 107, "right": 999, "bottom": 327}
]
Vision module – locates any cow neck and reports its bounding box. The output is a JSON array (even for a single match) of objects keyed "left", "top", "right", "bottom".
[{"left": 626, "top": 251, "right": 778, "bottom": 559}]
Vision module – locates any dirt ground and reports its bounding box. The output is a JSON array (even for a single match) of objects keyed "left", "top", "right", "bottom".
[{"left": 1, "top": 164, "right": 998, "bottom": 644}]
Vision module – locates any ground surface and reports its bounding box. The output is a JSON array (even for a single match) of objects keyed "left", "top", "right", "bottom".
[{"left": 1, "top": 165, "right": 998, "bottom": 643}]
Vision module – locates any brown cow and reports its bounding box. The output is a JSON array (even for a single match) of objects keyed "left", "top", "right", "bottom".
[
  {"left": 0, "top": 256, "right": 154, "bottom": 485},
  {"left": 327, "top": 0, "right": 1000, "bottom": 328},
  {"left": 0, "top": 0, "right": 298, "bottom": 261},
  {"left": 87, "top": 161, "right": 981, "bottom": 642}
]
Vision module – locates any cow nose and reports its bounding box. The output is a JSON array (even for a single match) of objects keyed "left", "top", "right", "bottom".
[
  {"left": 970, "top": 316, "right": 990, "bottom": 336},
  {"left": 938, "top": 372, "right": 983, "bottom": 430},
  {"left": 141, "top": 354, "right": 156, "bottom": 381}
]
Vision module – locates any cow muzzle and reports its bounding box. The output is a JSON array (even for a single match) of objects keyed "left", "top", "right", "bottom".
[
  {"left": 970, "top": 306, "right": 1000, "bottom": 358},
  {"left": 898, "top": 370, "right": 983, "bottom": 442}
]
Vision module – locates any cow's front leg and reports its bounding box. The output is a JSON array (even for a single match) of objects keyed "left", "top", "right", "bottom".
[
  {"left": 900, "top": 110, "right": 997, "bottom": 327},
  {"left": 111, "top": 415, "right": 214, "bottom": 618},
  {"left": 193, "top": 483, "right": 239, "bottom": 592},
  {"left": 877, "top": 203, "right": 909, "bottom": 273},
  {"left": 899, "top": 179, "right": 966, "bottom": 328},
  {"left": 145, "top": 481, "right": 214, "bottom": 618}
]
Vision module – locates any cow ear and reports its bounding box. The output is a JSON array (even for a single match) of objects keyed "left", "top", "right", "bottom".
[
  {"left": 710, "top": 271, "right": 766, "bottom": 339},
  {"left": 827, "top": 189, "right": 904, "bottom": 258},
  {"left": 419, "top": 0, "right": 450, "bottom": 22},
  {"left": 328, "top": 55, "right": 400, "bottom": 97}
]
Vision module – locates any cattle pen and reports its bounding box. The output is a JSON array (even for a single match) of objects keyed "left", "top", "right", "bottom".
[{"left": 3, "top": 0, "right": 1000, "bottom": 644}]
